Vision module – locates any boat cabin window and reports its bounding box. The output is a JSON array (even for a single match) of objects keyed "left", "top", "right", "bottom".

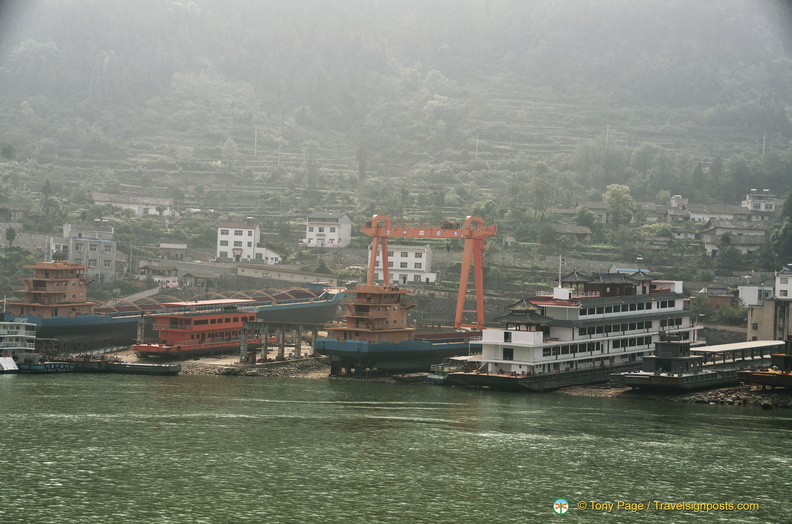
[
  {"left": 504, "top": 332, "right": 512, "bottom": 343},
  {"left": 503, "top": 348, "right": 513, "bottom": 360}
]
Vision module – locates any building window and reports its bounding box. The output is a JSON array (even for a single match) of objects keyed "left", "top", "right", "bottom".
[
  {"left": 220, "top": 240, "right": 228, "bottom": 246},
  {"left": 401, "top": 251, "right": 408, "bottom": 257},
  {"left": 330, "top": 227, "right": 336, "bottom": 233},
  {"left": 504, "top": 332, "right": 512, "bottom": 343},
  {"left": 103, "top": 260, "right": 111, "bottom": 268},
  {"left": 308, "top": 226, "right": 314, "bottom": 232},
  {"left": 234, "top": 241, "right": 242, "bottom": 247},
  {"left": 220, "top": 229, "right": 229, "bottom": 235},
  {"left": 102, "top": 244, "right": 112, "bottom": 252},
  {"left": 387, "top": 251, "right": 394, "bottom": 257},
  {"left": 247, "top": 242, "right": 252, "bottom": 248},
  {"left": 388, "top": 262, "right": 393, "bottom": 268},
  {"left": 782, "top": 278, "right": 788, "bottom": 285},
  {"left": 780, "top": 290, "right": 788, "bottom": 297},
  {"left": 415, "top": 252, "right": 423, "bottom": 259},
  {"left": 234, "top": 230, "right": 243, "bottom": 236},
  {"left": 219, "top": 251, "right": 228, "bottom": 258},
  {"left": 89, "top": 260, "right": 97, "bottom": 267},
  {"left": 503, "top": 347, "right": 514, "bottom": 360},
  {"left": 89, "top": 244, "right": 97, "bottom": 252},
  {"left": 248, "top": 230, "right": 253, "bottom": 236},
  {"left": 751, "top": 323, "right": 758, "bottom": 330},
  {"left": 318, "top": 227, "right": 324, "bottom": 233},
  {"left": 400, "top": 262, "right": 408, "bottom": 268},
  {"left": 414, "top": 263, "right": 422, "bottom": 269}
]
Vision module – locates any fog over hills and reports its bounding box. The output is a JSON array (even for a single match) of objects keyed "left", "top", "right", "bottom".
[{"left": 1, "top": 0, "right": 791, "bottom": 216}]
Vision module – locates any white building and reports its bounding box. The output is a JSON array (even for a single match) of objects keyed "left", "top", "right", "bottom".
[
  {"left": 741, "top": 189, "right": 778, "bottom": 221},
  {"left": 216, "top": 221, "right": 281, "bottom": 264},
  {"left": 92, "top": 193, "right": 178, "bottom": 217},
  {"left": 368, "top": 244, "right": 437, "bottom": 285},
  {"left": 305, "top": 212, "right": 352, "bottom": 248}
]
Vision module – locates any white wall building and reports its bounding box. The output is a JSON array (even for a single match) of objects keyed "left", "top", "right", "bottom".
[
  {"left": 92, "top": 193, "right": 178, "bottom": 217},
  {"left": 368, "top": 244, "right": 437, "bottom": 285},
  {"left": 216, "top": 221, "right": 281, "bottom": 264},
  {"left": 741, "top": 189, "right": 778, "bottom": 221},
  {"left": 305, "top": 212, "right": 352, "bottom": 248}
]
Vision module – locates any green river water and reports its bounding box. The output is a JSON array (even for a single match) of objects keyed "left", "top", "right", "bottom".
[{"left": 0, "top": 373, "right": 789, "bottom": 523}]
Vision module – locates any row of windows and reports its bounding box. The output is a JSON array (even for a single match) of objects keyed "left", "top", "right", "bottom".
[
  {"left": 307, "top": 226, "right": 337, "bottom": 233},
  {"left": 77, "top": 260, "right": 112, "bottom": 268},
  {"left": 74, "top": 244, "right": 113, "bottom": 253},
  {"left": 379, "top": 251, "right": 423, "bottom": 258},
  {"left": 542, "top": 342, "right": 604, "bottom": 357},
  {"left": 659, "top": 318, "right": 684, "bottom": 328},
  {"left": 579, "top": 300, "right": 676, "bottom": 316},
  {"left": 219, "top": 241, "right": 253, "bottom": 248},
  {"left": 612, "top": 336, "right": 653, "bottom": 349},
  {"left": 380, "top": 262, "right": 423, "bottom": 269},
  {"left": 578, "top": 320, "right": 654, "bottom": 336},
  {"left": 219, "top": 229, "right": 254, "bottom": 237}
]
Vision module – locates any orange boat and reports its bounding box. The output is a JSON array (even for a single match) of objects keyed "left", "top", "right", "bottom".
[{"left": 132, "top": 305, "right": 274, "bottom": 359}]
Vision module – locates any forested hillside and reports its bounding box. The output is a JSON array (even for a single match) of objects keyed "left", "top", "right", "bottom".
[{"left": 0, "top": 0, "right": 791, "bottom": 258}]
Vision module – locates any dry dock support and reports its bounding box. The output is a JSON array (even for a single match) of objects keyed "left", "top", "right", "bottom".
[{"left": 239, "top": 321, "right": 321, "bottom": 364}]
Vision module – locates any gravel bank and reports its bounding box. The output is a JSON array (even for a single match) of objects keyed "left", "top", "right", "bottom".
[{"left": 557, "top": 383, "right": 792, "bottom": 409}]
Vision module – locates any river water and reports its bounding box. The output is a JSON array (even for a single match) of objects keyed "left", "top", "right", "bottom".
[{"left": 1, "top": 374, "right": 788, "bottom": 523}]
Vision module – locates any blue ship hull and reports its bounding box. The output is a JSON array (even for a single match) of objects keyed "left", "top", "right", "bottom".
[{"left": 315, "top": 337, "right": 481, "bottom": 372}]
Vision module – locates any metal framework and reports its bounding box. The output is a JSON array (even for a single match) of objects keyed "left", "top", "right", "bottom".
[{"left": 360, "top": 215, "right": 497, "bottom": 329}]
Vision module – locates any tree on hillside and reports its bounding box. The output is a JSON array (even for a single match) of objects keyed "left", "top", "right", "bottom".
[
  {"left": 5, "top": 226, "right": 16, "bottom": 247},
  {"left": 771, "top": 221, "right": 792, "bottom": 266},
  {"left": 302, "top": 140, "right": 320, "bottom": 190},
  {"left": 222, "top": 138, "right": 239, "bottom": 171},
  {"left": 603, "top": 184, "right": 634, "bottom": 226},
  {"left": 356, "top": 140, "right": 368, "bottom": 185}
]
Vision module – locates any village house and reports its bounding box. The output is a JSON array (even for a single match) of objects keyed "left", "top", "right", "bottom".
[
  {"left": 236, "top": 264, "right": 339, "bottom": 287},
  {"left": 92, "top": 192, "right": 178, "bottom": 217},
  {"left": 368, "top": 244, "right": 437, "bottom": 285},
  {"left": 138, "top": 264, "right": 179, "bottom": 287},
  {"left": 304, "top": 211, "right": 352, "bottom": 248},
  {"left": 743, "top": 266, "right": 792, "bottom": 341},
  {"left": 49, "top": 222, "right": 117, "bottom": 283},
  {"left": 741, "top": 189, "right": 779, "bottom": 221},
  {"left": 550, "top": 224, "right": 593, "bottom": 243},
  {"left": 686, "top": 203, "right": 749, "bottom": 223},
  {"left": 158, "top": 243, "right": 188, "bottom": 260},
  {"left": 697, "top": 219, "right": 768, "bottom": 257},
  {"left": 216, "top": 221, "right": 281, "bottom": 264}
]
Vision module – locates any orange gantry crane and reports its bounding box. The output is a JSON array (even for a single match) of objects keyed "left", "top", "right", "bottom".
[{"left": 360, "top": 215, "right": 497, "bottom": 329}]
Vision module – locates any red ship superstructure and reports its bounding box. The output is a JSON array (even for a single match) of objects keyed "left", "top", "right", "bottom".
[{"left": 132, "top": 300, "right": 269, "bottom": 359}]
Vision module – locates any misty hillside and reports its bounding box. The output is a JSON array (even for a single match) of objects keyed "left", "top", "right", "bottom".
[{"left": 1, "top": 0, "right": 791, "bottom": 224}]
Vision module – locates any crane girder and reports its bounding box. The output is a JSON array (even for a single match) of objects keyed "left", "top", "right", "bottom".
[{"left": 360, "top": 215, "right": 497, "bottom": 329}]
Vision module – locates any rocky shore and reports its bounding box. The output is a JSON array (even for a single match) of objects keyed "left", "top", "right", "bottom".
[
  {"left": 179, "top": 357, "right": 332, "bottom": 378},
  {"left": 558, "top": 383, "right": 792, "bottom": 409}
]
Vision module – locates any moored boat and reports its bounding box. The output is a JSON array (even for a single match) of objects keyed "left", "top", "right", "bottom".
[
  {"left": 315, "top": 284, "right": 481, "bottom": 373},
  {"left": 611, "top": 338, "right": 782, "bottom": 391},
  {"left": 131, "top": 304, "right": 271, "bottom": 360},
  {"left": 447, "top": 270, "right": 703, "bottom": 391}
]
